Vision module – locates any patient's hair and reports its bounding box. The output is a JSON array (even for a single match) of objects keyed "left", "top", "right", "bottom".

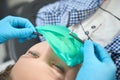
[{"left": 0, "top": 65, "right": 13, "bottom": 80}]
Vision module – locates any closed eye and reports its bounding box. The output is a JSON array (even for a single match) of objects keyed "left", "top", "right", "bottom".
[
  {"left": 28, "top": 51, "right": 39, "bottom": 58},
  {"left": 52, "top": 63, "right": 65, "bottom": 74}
]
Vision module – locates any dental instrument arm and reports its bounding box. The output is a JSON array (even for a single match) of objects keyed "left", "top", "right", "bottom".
[{"left": 69, "top": 32, "right": 84, "bottom": 44}]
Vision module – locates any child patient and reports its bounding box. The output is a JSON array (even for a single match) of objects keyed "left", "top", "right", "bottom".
[{"left": 0, "top": 25, "right": 83, "bottom": 80}]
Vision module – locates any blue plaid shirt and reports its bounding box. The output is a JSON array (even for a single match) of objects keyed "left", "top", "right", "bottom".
[
  {"left": 36, "top": 0, "right": 103, "bottom": 27},
  {"left": 105, "top": 34, "right": 120, "bottom": 54},
  {"left": 105, "top": 34, "right": 120, "bottom": 80}
]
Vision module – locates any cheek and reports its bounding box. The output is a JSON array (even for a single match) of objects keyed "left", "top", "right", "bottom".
[
  {"left": 11, "top": 57, "right": 65, "bottom": 80},
  {"left": 11, "top": 57, "right": 45, "bottom": 80}
]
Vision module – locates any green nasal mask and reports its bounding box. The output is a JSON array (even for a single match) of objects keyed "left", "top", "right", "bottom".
[{"left": 35, "top": 25, "right": 83, "bottom": 67}]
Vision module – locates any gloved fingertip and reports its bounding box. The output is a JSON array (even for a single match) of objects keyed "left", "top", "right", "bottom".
[
  {"left": 84, "top": 40, "right": 93, "bottom": 49},
  {"left": 83, "top": 39, "right": 98, "bottom": 62},
  {"left": 85, "top": 39, "right": 92, "bottom": 42}
]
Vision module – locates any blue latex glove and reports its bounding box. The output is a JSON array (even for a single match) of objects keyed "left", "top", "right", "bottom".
[
  {"left": 0, "top": 16, "right": 36, "bottom": 43},
  {"left": 76, "top": 40, "right": 117, "bottom": 80}
]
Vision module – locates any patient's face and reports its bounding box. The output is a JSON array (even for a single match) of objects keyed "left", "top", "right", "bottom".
[{"left": 10, "top": 41, "right": 81, "bottom": 80}]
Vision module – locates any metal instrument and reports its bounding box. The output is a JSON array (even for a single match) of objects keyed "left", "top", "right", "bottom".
[{"left": 69, "top": 31, "right": 84, "bottom": 43}]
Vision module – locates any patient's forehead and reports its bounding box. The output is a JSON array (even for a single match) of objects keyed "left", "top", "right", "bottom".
[{"left": 30, "top": 41, "right": 49, "bottom": 50}]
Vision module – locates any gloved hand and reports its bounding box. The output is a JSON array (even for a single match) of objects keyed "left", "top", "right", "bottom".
[
  {"left": 0, "top": 16, "right": 36, "bottom": 43},
  {"left": 76, "top": 40, "right": 117, "bottom": 80}
]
